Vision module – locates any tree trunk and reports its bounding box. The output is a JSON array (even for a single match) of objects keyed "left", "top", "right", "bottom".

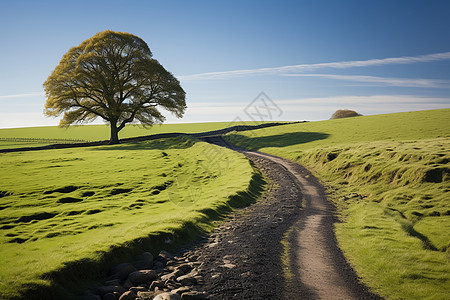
[{"left": 109, "top": 122, "right": 120, "bottom": 144}]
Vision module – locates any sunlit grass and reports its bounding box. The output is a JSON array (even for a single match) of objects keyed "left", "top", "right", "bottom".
[
  {"left": 225, "top": 108, "right": 450, "bottom": 299},
  {"left": 0, "top": 136, "right": 263, "bottom": 299}
]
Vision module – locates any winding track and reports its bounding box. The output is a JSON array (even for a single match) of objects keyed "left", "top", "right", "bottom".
[
  {"left": 195, "top": 135, "right": 382, "bottom": 299},
  {"left": 2, "top": 126, "right": 382, "bottom": 299}
]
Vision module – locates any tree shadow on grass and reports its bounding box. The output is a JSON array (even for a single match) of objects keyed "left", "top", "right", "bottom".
[
  {"left": 230, "top": 131, "right": 330, "bottom": 151},
  {"left": 92, "top": 136, "right": 196, "bottom": 151}
]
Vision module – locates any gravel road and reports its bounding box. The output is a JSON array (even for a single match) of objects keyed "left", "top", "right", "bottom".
[
  {"left": 86, "top": 135, "right": 383, "bottom": 300},
  {"left": 180, "top": 136, "right": 383, "bottom": 299}
]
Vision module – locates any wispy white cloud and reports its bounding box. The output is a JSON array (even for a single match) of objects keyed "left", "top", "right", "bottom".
[
  {"left": 281, "top": 73, "right": 450, "bottom": 88},
  {"left": 178, "top": 51, "right": 450, "bottom": 81},
  {"left": 0, "top": 92, "right": 44, "bottom": 100},
  {"left": 276, "top": 95, "right": 450, "bottom": 105}
]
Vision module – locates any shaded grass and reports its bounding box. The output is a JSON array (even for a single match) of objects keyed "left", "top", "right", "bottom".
[
  {"left": 225, "top": 108, "right": 450, "bottom": 299},
  {"left": 0, "top": 135, "right": 264, "bottom": 299}
]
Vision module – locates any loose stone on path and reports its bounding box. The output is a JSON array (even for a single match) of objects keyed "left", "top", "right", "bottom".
[{"left": 86, "top": 250, "right": 209, "bottom": 300}]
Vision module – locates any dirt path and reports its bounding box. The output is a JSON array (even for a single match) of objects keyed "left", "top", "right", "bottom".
[
  {"left": 183, "top": 136, "right": 382, "bottom": 299},
  {"left": 81, "top": 134, "right": 382, "bottom": 299},
  {"left": 246, "top": 151, "right": 365, "bottom": 299}
]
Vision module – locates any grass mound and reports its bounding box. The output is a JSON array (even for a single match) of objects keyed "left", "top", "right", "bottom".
[
  {"left": 0, "top": 136, "right": 264, "bottom": 299},
  {"left": 225, "top": 108, "right": 450, "bottom": 299}
]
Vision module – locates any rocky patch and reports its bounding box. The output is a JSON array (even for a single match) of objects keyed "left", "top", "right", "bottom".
[{"left": 86, "top": 250, "right": 208, "bottom": 300}]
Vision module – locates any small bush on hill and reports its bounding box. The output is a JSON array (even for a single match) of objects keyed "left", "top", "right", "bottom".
[{"left": 331, "top": 109, "right": 362, "bottom": 119}]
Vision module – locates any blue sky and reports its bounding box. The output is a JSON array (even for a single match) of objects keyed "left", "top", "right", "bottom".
[{"left": 1, "top": 0, "right": 449, "bottom": 128}]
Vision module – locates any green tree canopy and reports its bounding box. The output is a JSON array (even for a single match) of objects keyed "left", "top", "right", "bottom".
[{"left": 43, "top": 30, "right": 186, "bottom": 144}]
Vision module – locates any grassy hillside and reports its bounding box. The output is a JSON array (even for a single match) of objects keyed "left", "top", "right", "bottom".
[
  {"left": 0, "top": 136, "right": 263, "bottom": 299},
  {"left": 0, "top": 121, "right": 264, "bottom": 149},
  {"left": 225, "top": 108, "right": 450, "bottom": 300}
]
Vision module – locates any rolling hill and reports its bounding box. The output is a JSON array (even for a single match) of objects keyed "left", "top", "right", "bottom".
[{"left": 225, "top": 108, "right": 450, "bottom": 299}]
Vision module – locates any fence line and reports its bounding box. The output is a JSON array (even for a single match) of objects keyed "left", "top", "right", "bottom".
[{"left": 0, "top": 137, "right": 90, "bottom": 144}]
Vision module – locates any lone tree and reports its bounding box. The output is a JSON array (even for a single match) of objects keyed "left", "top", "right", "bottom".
[
  {"left": 43, "top": 30, "right": 186, "bottom": 144},
  {"left": 330, "top": 109, "right": 362, "bottom": 119}
]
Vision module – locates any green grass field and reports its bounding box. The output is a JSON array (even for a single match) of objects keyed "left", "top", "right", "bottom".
[
  {"left": 2, "top": 110, "right": 449, "bottom": 299},
  {"left": 0, "top": 136, "right": 263, "bottom": 299},
  {"left": 0, "top": 121, "right": 265, "bottom": 149},
  {"left": 225, "top": 108, "right": 450, "bottom": 300}
]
